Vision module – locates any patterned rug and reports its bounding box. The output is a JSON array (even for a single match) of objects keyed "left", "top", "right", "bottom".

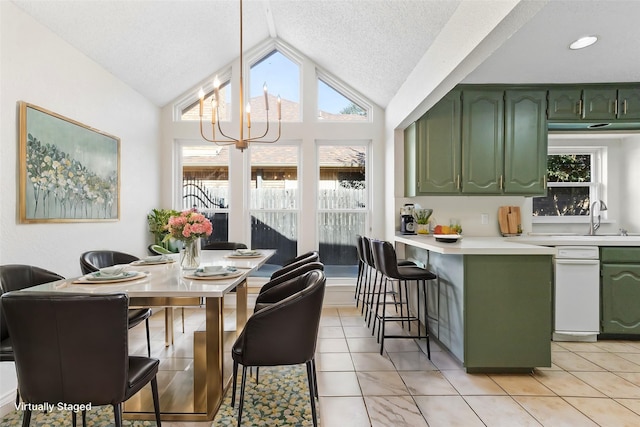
[{"left": 0, "top": 365, "right": 317, "bottom": 426}]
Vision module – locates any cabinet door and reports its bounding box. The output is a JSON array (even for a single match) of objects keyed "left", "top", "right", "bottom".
[
  {"left": 504, "top": 90, "right": 548, "bottom": 195},
  {"left": 547, "top": 89, "right": 582, "bottom": 120},
  {"left": 601, "top": 264, "right": 640, "bottom": 334},
  {"left": 417, "top": 91, "right": 461, "bottom": 193},
  {"left": 582, "top": 88, "right": 617, "bottom": 120},
  {"left": 404, "top": 122, "right": 417, "bottom": 197},
  {"left": 461, "top": 90, "right": 503, "bottom": 194},
  {"left": 617, "top": 87, "right": 640, "bottom": 120}
]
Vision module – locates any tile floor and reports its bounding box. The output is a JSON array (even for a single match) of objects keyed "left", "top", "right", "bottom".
[{"left": 134, "top": 305, "right": 640, "bottom": 427}]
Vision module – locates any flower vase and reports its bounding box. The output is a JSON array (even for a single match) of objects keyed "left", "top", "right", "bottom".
[{"left": 180, "top": 238, "right": 201, "bottom": 269}]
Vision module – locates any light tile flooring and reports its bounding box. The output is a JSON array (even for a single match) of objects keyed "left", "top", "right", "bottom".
[{"left": 133, "top": 305, "right": 640, "bottom": 427}]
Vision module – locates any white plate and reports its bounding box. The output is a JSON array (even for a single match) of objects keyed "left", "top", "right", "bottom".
[
  {"left": 73, "top": 271, "right": 147, "bottom": 284},
  {"left": 183, "top": 270, "right": 243, "bottom": 280},
  {"left": 225, "top": 252, "right": 262, "bottom": 259},
  {"left": 131, "top": 258, "right": 175, "bottom": 266},
  {"left": 433, "top": 234, "right": 462, "bottom": 243}
]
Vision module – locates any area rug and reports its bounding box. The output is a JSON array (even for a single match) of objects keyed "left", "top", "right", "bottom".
[{"left": 0, "top": 365, "right": 318, "bottom": 426}]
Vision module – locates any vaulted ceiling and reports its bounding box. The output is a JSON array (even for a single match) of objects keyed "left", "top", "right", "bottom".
[{"left": 12, "top": 0, "right": 640, "bottom": 110}]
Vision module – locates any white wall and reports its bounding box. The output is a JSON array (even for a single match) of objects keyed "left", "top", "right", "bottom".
[
  {"left": 0, "top": 2, "right": 161, "bottom": 410},
  {"left": 621, "top": 134, "right": 640, "bottom": 232}
]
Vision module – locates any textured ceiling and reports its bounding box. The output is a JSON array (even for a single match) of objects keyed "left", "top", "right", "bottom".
[
  {"left": 11, "top": 0, "right": 459, "bottom": 108},
  {"left": 11, "top": 0, "right": 640, "bottom": 109}
]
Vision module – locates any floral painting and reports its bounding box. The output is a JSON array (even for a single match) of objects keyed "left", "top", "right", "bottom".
[{"left": 19, "top": 102, "right": 120, "bottom": 223}]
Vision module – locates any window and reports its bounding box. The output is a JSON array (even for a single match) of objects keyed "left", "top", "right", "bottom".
[
  {"left": 249, "top": 145, "right": 299, "bottom": 266},
  {"left": 181, "top": 80, "right": 232, "bottom": 122},
  {"left": 180, "top": 144, "right": 230, "bottom": 244},
  {"left": 317, "top": 78, "right": 368, "bottom": 122},
  {"left": 250, "top": 50, "right": 300, "bottom": 122},
  {"left": 533, "top": 147, "right": 605, "bottom": 219},
  {"left": 317, "top": 143, "right": 368, "bottom": 274}
]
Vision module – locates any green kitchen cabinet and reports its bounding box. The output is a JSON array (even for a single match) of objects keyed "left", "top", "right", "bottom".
[
  {"left": 582, "top": 88, "right": 618, "bottom": 120},
  {"left": 547, "top": 89, "right": 582, "bottom": 120},
  {"left": 601, "top": 247, "right": 640, "bottom": 334},
  {"left": 504, "top": 90, "right": 548, "bottom": 194},
  {"left": 404, "top": 121, "right": 417, "bottom": 197},
  {"left": 416, "top": 90, "right": 461, "bottom": 193},
  {"left": 461, "top": 90, "right": 504, "bottom": 194},
  {"left": 617, "top": 87, "right": 640, "bottom": 120},
  {"left": 464, "top": 254, "right": 552, "bottom": 371}
]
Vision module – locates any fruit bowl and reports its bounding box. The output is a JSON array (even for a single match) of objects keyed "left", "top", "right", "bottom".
[{"left": 433, "top": 234, "right": 462, "bottom": 243}]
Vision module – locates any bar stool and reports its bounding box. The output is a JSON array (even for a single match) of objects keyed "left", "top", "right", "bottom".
[
  {"left": 370, "top": 240, "right": 436, "bottom": 357},
  {"left": 354, "top": 235, "right": 366, "bottom": 307}
]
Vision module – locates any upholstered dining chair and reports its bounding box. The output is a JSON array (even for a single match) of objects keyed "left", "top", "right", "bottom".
[
  {"left": 0, "top": 264, "right": 65, "bottom": 406},
  {"left": 269, "top": 251, "right": 319, "bottom": 280},
  {"left": 254, "top": 261, "right": 324, "bottom": 312},
  {"left": 202, "top": 241, "right": 248, "bottom": 250},
  {"left": 79, "top": 251, "right": 153, "bottom": 356},
  {"left": 230, "top": 270, "right": 326, "bottom": 427},
  {"left": 1, "top": 291, "right": 162, "bottom": 427}
]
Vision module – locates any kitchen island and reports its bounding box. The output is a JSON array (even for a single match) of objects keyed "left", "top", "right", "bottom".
[{"left": 395, "top": 235, "right": 556, "bottom": 373}]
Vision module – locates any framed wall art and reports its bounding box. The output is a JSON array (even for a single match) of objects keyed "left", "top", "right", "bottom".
[{"left": 18, "top": 101, "right": 120, "bottom": 223}]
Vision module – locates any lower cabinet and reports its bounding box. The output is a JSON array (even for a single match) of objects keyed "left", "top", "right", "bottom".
[
  {"left": 601, "top": 249, "right": 640, "bottom": 334},
  {"left": 464, "top": 255, "right": 552, "bottom": 371}
]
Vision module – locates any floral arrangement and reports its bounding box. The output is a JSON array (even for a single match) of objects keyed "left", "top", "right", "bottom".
[
  {"left": 165, "top": 209, "right": 213, "bottom": 242},
  {"left": 147, "top": 208, "right": 180, "bottom": 245}
]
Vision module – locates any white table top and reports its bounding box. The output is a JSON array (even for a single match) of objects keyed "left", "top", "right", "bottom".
[
  {"left": 26, "top": 249, "right": 276, "bottom": 298},
  {"left": 395, "top": 235, "right": 556, "bottom": 256}
]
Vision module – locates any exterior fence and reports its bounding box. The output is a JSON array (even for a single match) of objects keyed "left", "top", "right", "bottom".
[{"left": 184, "top": 179, "right": 363, "bottom": 267}]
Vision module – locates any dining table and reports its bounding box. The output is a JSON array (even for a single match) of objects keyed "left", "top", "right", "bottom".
[{"left": 23, "top": 248, "right": 275, "bottom": 422}]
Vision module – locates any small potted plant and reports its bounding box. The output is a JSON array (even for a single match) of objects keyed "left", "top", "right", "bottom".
[
  {"left": 147, "top": 208, "right": 180, "bottom": 247},
  {"left": 415, "top": 209, "right": 433, "bottom": 234}
]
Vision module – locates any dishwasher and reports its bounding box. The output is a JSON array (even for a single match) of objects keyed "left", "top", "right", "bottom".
[{"left": 553, "top": 246, "right": 600, "bottom": 342}]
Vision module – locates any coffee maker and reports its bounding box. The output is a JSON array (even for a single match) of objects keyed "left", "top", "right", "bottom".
[{"left": 400, "top": 204, "right": 416, "bottom": 235}]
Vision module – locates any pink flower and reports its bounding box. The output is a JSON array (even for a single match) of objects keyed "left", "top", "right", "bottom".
[{"left": 166, "top": 209, "right": 213, "bottom": 242}]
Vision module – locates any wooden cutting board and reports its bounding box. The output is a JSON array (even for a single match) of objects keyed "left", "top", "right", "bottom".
[{"left": 498, "top": 206, "right": 521, "bottom": 235}]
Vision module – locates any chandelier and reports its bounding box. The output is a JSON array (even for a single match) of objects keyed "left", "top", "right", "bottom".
[{"left": 198, "top": 0, "right": 281, "bottom": 151}]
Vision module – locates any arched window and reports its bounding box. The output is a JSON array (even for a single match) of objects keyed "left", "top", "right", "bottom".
[{"left": 249, "top": 50, "right": 300, "bottom": 122}]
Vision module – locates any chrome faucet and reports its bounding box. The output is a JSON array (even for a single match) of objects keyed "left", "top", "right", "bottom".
[{"left": 588, "top": 200, "right": 608, "bottom": 235}]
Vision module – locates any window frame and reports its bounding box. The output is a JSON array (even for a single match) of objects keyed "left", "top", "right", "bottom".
[
  {"left": 532, "top": 145, "right": 606, "bottom": 223},
  {"left": 174, "top": 69, "right": 233, "bottom": 122},
  {"left": 316, "top": 70, "right": 372, "bottom": 123},
  {"left": 315, "top": 140, "right": 371, "bottom": 258}
]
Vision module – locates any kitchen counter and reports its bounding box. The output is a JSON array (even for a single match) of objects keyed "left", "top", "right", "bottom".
[
  {"left": 396, "top": 234, "right": 557, "bottom": 255},
  {"left": 395, "top": 234, "right": 553, "bottom": 373},
  {"left": 506, "top": 234, "right": 640, "bottom": 246}
]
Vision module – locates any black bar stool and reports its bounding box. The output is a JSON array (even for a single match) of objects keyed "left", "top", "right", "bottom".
[{"left": 370, "top": 240, "right": 436, "bottom": 357}]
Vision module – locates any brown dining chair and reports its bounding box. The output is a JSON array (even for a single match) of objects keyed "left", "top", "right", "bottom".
[
  {"left": 230, "top": 270, "right": 326, "bottom": 427},
  {"left": 79, "top": 251, "right": 153, "bottom": 356},
  {"left": 1, "top": 291, "right": 162, "bottom": 427}
]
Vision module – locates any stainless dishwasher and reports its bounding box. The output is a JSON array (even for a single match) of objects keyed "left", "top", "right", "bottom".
[{"left": 553, "top": 246, "right": 600, "bottom": 342}]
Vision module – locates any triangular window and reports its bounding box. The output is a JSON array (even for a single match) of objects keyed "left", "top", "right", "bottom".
[
  {"left": 181, "top": 80, "right": 232, "bottom": 122},
  {"left": 317, "top": 78, "right": 368, "bottom": 122},
  {"left": 249, "top": 50, "right": 300, "bottom": 122}
]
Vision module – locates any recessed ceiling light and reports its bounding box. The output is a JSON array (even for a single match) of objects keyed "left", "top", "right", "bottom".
[{"left": 569, "top": 36, "right": 598, "bottom": 50}]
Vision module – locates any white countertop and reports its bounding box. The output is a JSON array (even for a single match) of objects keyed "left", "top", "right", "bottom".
[
  {"left": 506, "top": 235, "right": 640, "bottom": 247},
  {"left": 395, "top": 234, "right": 556, "bottom": 255}
]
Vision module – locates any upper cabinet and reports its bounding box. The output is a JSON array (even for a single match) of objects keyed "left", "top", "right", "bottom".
[
  {"left": 504, "top": 90, "right": 548, "bottom": 195},
  {"left": 461, "top": 90, "right": 504, "bottom": 194},
  {"left": 406, "top": 83, "right": 638, "bottom": 197},
  {"left": 416, "top": 90, "right": 461, "bottom": 193},
  {"left": 548, "top": 85, "right": 640, "bottom": 121},
  {"left": 408, "top": 87, "right": 547, "bottom": 196},
  {"left": 618, "top": 87, "right": 640, "bottom": 120}
]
